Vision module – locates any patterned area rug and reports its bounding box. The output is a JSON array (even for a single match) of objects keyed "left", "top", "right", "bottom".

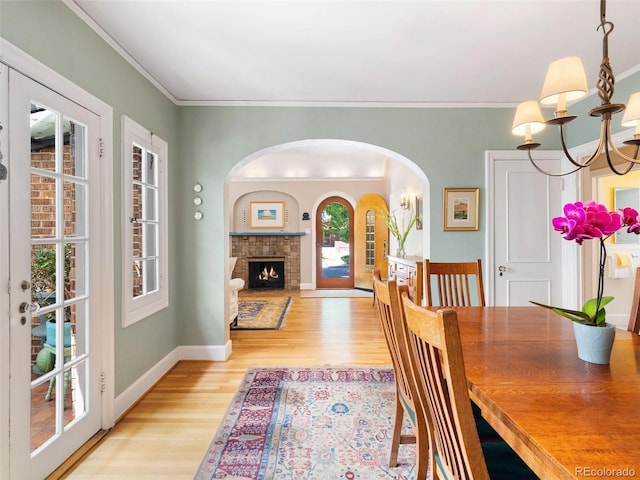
[
  {"left": 194, "top": 366, "right": 416, "bottom": 480},
  {"left": 232, "top": 297, "right": 291, "bottom": 330}
]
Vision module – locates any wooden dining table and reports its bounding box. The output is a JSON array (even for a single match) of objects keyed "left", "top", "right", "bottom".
[{"left": 448, "top": 306, "right": 640, "bottom": 480}]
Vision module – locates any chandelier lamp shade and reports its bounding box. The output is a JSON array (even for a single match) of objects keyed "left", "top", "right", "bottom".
[{"left": 511, "top": 0, "right": 640, "bottom": 176}]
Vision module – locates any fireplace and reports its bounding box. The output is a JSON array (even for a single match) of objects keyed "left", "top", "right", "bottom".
[{"left": 248, "top": 257, "right": 285, "bottom": 290}]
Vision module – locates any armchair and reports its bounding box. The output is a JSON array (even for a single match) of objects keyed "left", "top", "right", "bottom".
[{"left": 229, "top": 257, "right": 245, "bottom": 326}]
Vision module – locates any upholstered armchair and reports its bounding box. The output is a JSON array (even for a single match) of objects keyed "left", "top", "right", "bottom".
[{"left": 229, "top": 257, "right": 245, "bottom": 326}]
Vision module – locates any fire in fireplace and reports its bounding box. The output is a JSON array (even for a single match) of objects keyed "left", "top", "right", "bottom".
[{"left": 248, "top": 257, "right": 285, "bottom": 290}]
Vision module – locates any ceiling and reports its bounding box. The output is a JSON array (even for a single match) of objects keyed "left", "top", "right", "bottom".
[{"left": 67, "top": 0, "right": 640, "bottom": 179}]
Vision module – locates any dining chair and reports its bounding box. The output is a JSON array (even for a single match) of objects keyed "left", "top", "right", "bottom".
[
  {"left": 628, "top": 267, "right": 640, "bottom": 334},
  {"left": 423, "top": 258, "right": 499, "bottom": 440},
  {"left": 424, "top": 259, "right": 485, "bottom": 307},
  {"left": 400, "top": 294, "right": 539, "bottom": 480},
  {"left": 372, "top": 270, "right": 430, "bottom": 479}
]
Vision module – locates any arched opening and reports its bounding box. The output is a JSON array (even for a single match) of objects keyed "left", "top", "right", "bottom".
[{"left": 226, "top": 139, "right": 431, "bottom": 294}]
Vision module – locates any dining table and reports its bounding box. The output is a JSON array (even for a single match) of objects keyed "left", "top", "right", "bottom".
[{"left": 447, "top": 306, "right": 640, "bottom": 480}]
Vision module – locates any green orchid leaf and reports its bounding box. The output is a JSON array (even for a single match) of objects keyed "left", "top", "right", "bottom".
[
  {"left": 529, "top": 301, "right": 594, "bottom": 325},
  {"left": 582, "top": 296, "right": 614, "bottom": 318}
]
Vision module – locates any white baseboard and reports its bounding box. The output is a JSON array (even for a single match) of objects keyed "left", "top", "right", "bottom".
[
  {"left": 300, "top": 283, "right": 313, "bottom": 290},
  {"left": 178, "top": 341, "right": 232, "bottom": 361},
  {"left": 113, "top": 341, "right": 232, "bottom": 420}
]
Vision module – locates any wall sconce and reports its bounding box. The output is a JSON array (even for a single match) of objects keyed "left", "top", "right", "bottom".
[
  {"left": 400, "top": 191, "right": 410, "bottom": 210},
  {"left": 302, "top": 212, "right": 310, "bottom": 221}
]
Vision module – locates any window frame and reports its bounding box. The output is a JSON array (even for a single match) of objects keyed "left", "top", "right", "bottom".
[{"left": 121, "top": 116, "right": 168, "bottom": 327}]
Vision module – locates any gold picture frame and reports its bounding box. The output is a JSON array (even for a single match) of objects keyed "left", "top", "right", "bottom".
[
  {"left": 250, "top": 201, "right": 285, "bottom": 228},
  {"left": 443, "top": 188, "right": 479, "bottom": 231}
]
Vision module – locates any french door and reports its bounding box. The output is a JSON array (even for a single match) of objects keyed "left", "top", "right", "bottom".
[
  {"left": 7, "top": 68, "right": 103, "bottom": 479},
  {"left": 316, "top": 196, "right": 354, "bottom": 289}
]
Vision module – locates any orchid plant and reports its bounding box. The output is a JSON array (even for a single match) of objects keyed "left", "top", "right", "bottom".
[{"left": 531, "top": 201, "right": 640, "bottom": 327}]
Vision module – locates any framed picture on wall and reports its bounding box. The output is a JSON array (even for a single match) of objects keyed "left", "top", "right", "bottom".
[
  {"left": 250, "top": 201, "right": 285, "bottom": 228},
  {"left": 443, "top": 188, "right": 479, "bottom": 231}
]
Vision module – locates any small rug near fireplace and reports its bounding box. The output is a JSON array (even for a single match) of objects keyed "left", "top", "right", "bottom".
[
  {"left": 232, "top": 296, "right": 291, "bottom": 330},
  {"left": 194, "top": 366, "right": 416, "bottom": 480}
]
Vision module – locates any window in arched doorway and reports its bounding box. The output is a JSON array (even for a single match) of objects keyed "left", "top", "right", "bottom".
[
  {"left": 316, "top": 196, "right": 354, "bottom": 288},
  {"left": 365, "top": 209, "right": 376, "bottom": 269}
]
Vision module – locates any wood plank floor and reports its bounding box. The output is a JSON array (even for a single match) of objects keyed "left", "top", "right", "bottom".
[{"left": 57, "top": 291, "right": 391, "bottom": 479}]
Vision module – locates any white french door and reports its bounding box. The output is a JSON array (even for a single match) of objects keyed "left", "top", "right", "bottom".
[{"left": 7, "top": 68, "right": 103, "bottom": 479}]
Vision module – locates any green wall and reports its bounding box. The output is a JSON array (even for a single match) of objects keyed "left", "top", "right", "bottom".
[{"left": 3, "top": 0, "right": 637, "bottom": 394}]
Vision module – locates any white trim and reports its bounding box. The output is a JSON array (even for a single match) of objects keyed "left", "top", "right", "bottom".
[
  {"left": 176, "top": 100, "right": 521, "bottom": 108},
  {"left": 178, "top": 343, "right": 232, "bottom": 362},
  {"left": 0, "top": 37, "right": 115, "bottom": 430}
]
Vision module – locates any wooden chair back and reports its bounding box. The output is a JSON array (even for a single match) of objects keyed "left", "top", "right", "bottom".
[
  {"left": 401, "top": 293, "right": 490, "bottom": 480},
  {"left": 372, "top": 270, "right": 430, "bottom": 478},
  {"left": 424, "top": 259, "right": 485, "bottom": 307},
  {"left": 628, "top": 268, "right": 640, "bottom": 334}
]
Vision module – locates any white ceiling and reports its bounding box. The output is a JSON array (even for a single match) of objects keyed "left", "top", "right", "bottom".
[{"left": 67, "top": 0, "right": 640, "bottom": 178}]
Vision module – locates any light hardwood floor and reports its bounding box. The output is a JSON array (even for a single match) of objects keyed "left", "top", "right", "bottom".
[{"left": 56, "top": 291, "right": 391, "bottom": 479}]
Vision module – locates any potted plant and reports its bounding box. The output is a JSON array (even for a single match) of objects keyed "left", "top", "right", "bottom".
[
  {"left": 531, "top": 201, "right": 640, "bottom": 364},
  {"left": 31, "top": 245, "right": 73, "bottom": 346},
  {"left": 378, "top": 207, "right": 419, "bottom": 258}
]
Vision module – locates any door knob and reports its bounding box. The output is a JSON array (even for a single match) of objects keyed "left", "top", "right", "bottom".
[
  {"left": 498, "top": 266, "right": 507, "bottom": 277},
  {"left": 19, "top": 302, "right": 40, "bottom": 314}
]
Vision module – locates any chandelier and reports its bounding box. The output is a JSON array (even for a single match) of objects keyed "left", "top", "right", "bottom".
[{"left": 511, "top": 0, "right": 640, "bottom": 176}]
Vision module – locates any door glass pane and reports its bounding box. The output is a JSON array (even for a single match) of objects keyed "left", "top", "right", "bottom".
[
  {"left": 31, "top": 244, "right": 58, "bottom": 307},
  {"left": 31, "top": 174, "right": 56, "bottom": 239},
  {"left": 320, "top": 202, "right": 351, "bottom": 279},
  {"left": 66, "top": 242, "right": 87, "bottom": 299},
  {"left": 64, "top": 181, "right": 87, "bottom": 237},
  {"left": 30, "top": 104, "right": 57, "bottom": 171},
  {"left": 65, "top": 117, "right": 86, "bottom": 179}
]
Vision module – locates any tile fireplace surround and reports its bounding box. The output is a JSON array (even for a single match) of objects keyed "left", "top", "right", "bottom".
[{"left": 230, "top": 234, "right": 301, "bottom": 290}]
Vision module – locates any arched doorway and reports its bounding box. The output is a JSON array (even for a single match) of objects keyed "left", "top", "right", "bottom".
[{"left": 316, "top": 196, "right": 354, "bottom": 289}]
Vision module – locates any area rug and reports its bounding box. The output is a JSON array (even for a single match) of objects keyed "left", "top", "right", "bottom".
[
  {"left": 194, "top": 366, "right": 416, "bottom": 480},
  {"left": 232, "top": 297, "right": 291, "bottom": 330},
  {"left": 300, "top": 289, "right": 373, "bottom": 298}
]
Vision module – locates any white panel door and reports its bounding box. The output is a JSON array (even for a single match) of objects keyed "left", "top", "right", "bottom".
[
  {"left": 8, "top": 69, "right": 102, "bottom": 479},
  {"left": 491, "top": 154, "right": 563, "bottom": 306}
]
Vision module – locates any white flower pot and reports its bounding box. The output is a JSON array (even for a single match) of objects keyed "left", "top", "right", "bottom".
[{"left": 572, "top": 322, "right": 616, "bottom": 365}]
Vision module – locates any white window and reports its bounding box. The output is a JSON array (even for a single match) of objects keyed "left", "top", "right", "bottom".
[{"left": 121, "top": 116, "right": 168, "bottom": 326}]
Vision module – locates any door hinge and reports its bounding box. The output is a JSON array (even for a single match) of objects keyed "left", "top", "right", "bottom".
[
  {"left": 100, "top": 372, "right": 106, "bottom": 393},
  {"left": 98, "top": 137, "right": 105, "bottom": 159}
]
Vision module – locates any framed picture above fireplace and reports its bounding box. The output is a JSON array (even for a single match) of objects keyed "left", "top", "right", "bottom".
[{"left": 250, "top": 201, "right": 285, "bottom": 228}]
